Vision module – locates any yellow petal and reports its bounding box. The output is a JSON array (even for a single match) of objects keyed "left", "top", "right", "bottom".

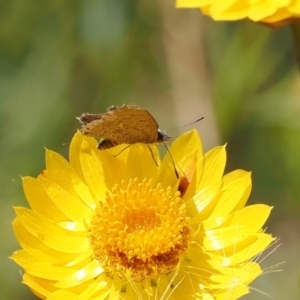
[
  {"left": 221, "top": 169, "right": 251, "bottom": 186},
  {"left": 196, "top": 145, "right": 226, "bottom": 191},
  {"left": 201, "top": 208, "right": 272, "bottom": 251},
  {"left": 169, "top": 129, "right": 203, "bottom": 161},
  {"left": 12, "top": 218, "right": 45, "bottom": 250},
  {"left": 12, "top": 252, "right": 75, "bottom": 280},
  {"left": 177, "top": 150, "right": 199, "bottom": 200},
  {"left": 212, "top": 261, "right": 262, "bottom": 286},
  {"left": 226, "top": 204, "right": 273, "bottom": 230},
  {"left": 208, "top": 233, "right": 275, "bottom": 266},
  {"left": 13, "top": 248, "right": 77, "bottom": 266},
  {"left": 71, "top": 280, "right": 110, "bottom": 300},
  {"left": 95, "top": 149, "right": 127, "bottom": 189},
  {"left": 177, "top": 150, "right": 198, "bottom": 182},
  {"left": 14, "top": 207, "right": 82, "bottom": 237},
  {"left": 262, "top": 8, "right": 294, "bottom": 22},
  {"left": 48, "top": 290, "right": 77, "bottom": 300},
  {"left": 54, "top": 260, "right": 104, "bottom": 288},
  {"left": 125, "top": 144, "right": 159, "bottom": 181},
  {"left": 155, "top": 154, "right": 178, "bottom": 189},
  {"left": 204, "top": 6, "right": 248, "bottom": 21},
  {"left": 206, "top": 262, "right": 262, "bottom": 299},
  {"left": 23, "top": 176, "right": 68, "bottom": 221},
  {"left": 69, "top": 132, "right": 98, "bottom": 180},
  {"left": 203, "top": 174, "right": 252, "bottom": 227},
  {"left": 22, "top": 273, "right": 52, "bottom": 299},
  {"left": 214, "top": 286, "right": 250, "bottom": 300},
  {"left": 40, "top": 176, "right": 92, "bottom": 222},
  {"left": 12, "top": 211, "right": 89, "bottom": 254},
  {"left": 249, "top": 2, "right": 277, "bottom": 21},
  {"left": 45, "top": 150, "right": 96, "bottom": 209},
  {"left": 210, "top": 0, "right": 244, "bottom": 13},
  {"left": 291, "top": 1, "right": 300, "bottom": 13},
  {"left": 188, "top": 182, "right": 222, "bottom": 220},
  {"left": 157, "top": 130, "right": 202, "bottom": 188}
]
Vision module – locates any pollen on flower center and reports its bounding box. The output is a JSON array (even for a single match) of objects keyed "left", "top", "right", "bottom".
[{"left": 88, "top": 178, "right": 192, "bottom": 281}]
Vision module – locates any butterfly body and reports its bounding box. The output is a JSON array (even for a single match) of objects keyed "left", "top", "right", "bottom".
[{"left": 77, "top": 104, "right": 172, "bottom": 149}]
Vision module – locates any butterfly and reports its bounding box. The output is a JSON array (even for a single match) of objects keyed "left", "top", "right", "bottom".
[{"left": 77, "top": 104, "right": 172, "bottom": 150}]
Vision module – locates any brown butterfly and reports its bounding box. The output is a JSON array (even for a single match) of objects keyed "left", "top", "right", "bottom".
[{"left": 77, "top": 104, "right": 172, "bottom": 150}]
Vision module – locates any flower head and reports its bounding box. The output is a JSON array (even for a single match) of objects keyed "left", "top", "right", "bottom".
[
  {"left": 176, "top": 0, "right": 300, "bottom": 26},
  {"left": 11, "top": 130, "right": 274, "bottom": 299}
]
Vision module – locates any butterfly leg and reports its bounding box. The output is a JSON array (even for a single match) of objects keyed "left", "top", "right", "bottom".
[
  {"left": 162, "top": 141, "right": 179, "bottom": 179},
  {"left": 113, "top": 144, "right": 131, "bottom": 157},
  {"left": 147, "top": 145, "right": 159, "bottom": 167}
]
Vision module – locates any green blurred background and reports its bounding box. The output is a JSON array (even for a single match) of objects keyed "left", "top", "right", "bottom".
[{"left": 2, "top": 0, "right": 299, "bottom": 299}]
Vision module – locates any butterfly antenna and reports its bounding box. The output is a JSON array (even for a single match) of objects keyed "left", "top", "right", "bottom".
[{"left": 166, "top": 116, "right": 205, "bottom": 133}]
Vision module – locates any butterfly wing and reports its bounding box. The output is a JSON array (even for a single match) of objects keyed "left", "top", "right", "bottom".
[
  {"left": 77, "top": 113, "right": 103, "bottom": 125},
  {"left": 78, "top": 105, "right": 159, "bottom": 144}
]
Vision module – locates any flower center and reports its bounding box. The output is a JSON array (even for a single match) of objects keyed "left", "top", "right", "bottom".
[{"left": 88, "top": 178, "right": 192, "bottom": 281}]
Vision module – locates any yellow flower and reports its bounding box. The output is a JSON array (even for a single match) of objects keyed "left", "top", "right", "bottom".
[
  {"left": 11, "top": 130, "right": 275, "bottom": 299},
  {"left": 176, "top": 0, "right": 300, "bottom": 25}
]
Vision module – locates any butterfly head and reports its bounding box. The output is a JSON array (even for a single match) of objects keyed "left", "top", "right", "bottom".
[{"left": 157, "top": 129, "right": 173, "bottom": 143}]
